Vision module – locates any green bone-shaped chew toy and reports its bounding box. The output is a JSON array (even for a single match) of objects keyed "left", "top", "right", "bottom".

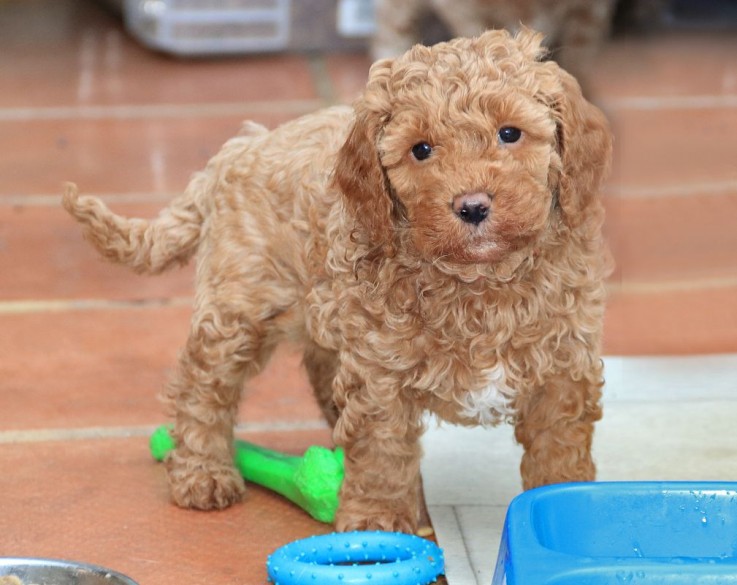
[{"left": 149, "top": 425, "right": 344, "bottom": 523}]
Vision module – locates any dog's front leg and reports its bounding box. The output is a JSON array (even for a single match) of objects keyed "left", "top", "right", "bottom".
[
  {"left": 332, "top": 365, "right": 424, "bottom": 533},
  {"left": 514, "top": 371, "right": 603, "bottom": 490}
]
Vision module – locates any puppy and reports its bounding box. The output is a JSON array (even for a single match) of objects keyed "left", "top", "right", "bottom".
[{"left": 63, "top": 29, "right": 612, "bottom": 533}]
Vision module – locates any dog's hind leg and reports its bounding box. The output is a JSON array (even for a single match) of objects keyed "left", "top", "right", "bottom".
[
  {"left": 163, "top": 299, "right": 279, "bottom": 510},
  {"left": 162, "top": 233, "right": 294, "bottom": 510},
  {"left": 303, "top": 343, "right": 340, "bottom": 427}
]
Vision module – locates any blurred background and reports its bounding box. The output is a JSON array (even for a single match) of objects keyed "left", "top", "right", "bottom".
[{"left": 0, "top": 1, "right": 735, "bottom": 584}]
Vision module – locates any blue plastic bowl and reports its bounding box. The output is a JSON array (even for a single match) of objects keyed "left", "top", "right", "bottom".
[{"left": 493, "top": 482, "right": 737, "bottom": 584}]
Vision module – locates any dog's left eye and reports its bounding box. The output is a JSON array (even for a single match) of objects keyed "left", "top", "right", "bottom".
[
  {"left": 498, "top": 127, "right": 522, "bottom": 144},
  {"left": 411, "top": 142, "right": 433, "bottom": 161}
]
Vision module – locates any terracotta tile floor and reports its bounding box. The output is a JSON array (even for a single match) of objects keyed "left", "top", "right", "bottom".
[{"left": 1, "top": 0, "right": 736, "bottom": 583}]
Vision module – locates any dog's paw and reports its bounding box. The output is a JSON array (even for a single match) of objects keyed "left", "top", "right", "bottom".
[
  {"left": 335, "top": 504, "right": 417, "bottom": 534},
  {"left": 165, "top": 451, "right": 245, "bottom": 510}
]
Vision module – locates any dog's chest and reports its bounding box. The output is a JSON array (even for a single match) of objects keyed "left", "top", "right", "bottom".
[
  {"left": 454, "top": 363, "right": 516, "bottom": 426},
  {"left": 316, "top": 254, "right": 550, "bottom": 424},
  {"left": 410, "top": 287, "right": 535, "bottom": 425}
]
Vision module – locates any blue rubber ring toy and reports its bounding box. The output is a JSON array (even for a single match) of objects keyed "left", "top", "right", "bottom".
[{"left": 267, "top": 530, "right": 445, "bottom": 585}]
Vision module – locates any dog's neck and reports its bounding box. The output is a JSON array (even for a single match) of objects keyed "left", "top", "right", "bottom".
[
  {"left": 427, "top": 246, "right": 534, "bottom": 284},
  {"left": 358, "top": 240, "right": 542, "bottom": 294}
]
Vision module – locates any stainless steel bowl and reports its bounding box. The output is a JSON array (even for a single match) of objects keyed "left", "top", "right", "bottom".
[{"left": 0, "top": 558, "right": 138, "bottom": 585}]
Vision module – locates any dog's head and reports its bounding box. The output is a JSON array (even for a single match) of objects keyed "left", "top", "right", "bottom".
[{"left": 333, "top": 28, "right": 611, "bottom": 264}]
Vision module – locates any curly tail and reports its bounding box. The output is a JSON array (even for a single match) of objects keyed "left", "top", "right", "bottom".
[{"left": 62, "top": 178, "right": 207, "bottom": 275}]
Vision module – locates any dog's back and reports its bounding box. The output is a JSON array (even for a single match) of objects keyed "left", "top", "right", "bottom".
[{"left": 62, "top": 105, "right": 353, "bottom": 284}]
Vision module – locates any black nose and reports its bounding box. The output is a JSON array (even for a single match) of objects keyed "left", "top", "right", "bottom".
[
  {"left": 458, "top": 201, "right": 489, "bottom": 225},
  {"left": 453, "top": 192, "right": 491, "bottom": 225}
]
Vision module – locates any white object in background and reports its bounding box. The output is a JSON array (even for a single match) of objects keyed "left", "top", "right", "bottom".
[
  {"left": 337, "top": 0, "right": 376, "bottom": 37},
  {"left": 124, "top": 0, "right": 291, "bottom": 56}
]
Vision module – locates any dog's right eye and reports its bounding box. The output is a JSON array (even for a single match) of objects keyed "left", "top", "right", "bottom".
[
  {"left": 498, "top": 126, "right": 522, "bottom": 144},
  {"left": 411, "top": 142, "right": 433, "bottom": 161}
]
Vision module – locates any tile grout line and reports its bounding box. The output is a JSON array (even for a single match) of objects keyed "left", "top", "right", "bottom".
[
  {"left": 0, "top": 99, "right": 325, "bottom": 121},
  {"left": 454, "top": 504, "right": 483, "bottom": 585},
  {"left": 0, "top": 425, "right": 159, "bottom": 444},
  {"left": 605, "top": 179, "right": 737, "bottom": 199},
  {"left": 607, "top": 275, "right": 737, "bottom": 295},
  {"left": 425, "top": 505, "right": 479, "bottom": 585},
  {"left": 0, "top": 297, "right": 194, "bottom": 315},
  {"left": 0, "top": 192, "right": 181, "bottom": 207},
  {"left": 0, "top": 419, "right": 329, "bottom": 445},
  {"left": 601, "top": 93, "right": 737, "bottom": 111}
]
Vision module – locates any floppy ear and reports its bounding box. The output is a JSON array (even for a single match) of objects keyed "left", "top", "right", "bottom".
[
  {"left": 553, "top": 68, "right": 612, "bottom": 229},
  {"left": 332, "top": 61, "right": 397, "bottom": 255}
]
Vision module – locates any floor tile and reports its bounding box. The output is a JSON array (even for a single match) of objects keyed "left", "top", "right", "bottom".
[
  {"left": 0, "top": 430, "right": 333, "bottom": 585},
  {"left": 604, "top": 190, "right": 737, "bottom": 284},
  {"left": 0, "top": 307, "right": 321, "bottom": 431},
  {"left": 0, "top": 1, "right": 319, "bottom": 109},
  {"left": 0, "top": 47, "right": 320, "bottom": 111},
  {"left": 591, "top": 31, "right": 737, "bottom": 101},
  {"left": 607, "top": 106, "right": 737, "bottom": 194},
  {"left": 604, "top": 285, "right": 737, "bottom": 355},
  {"left": 603, "top": 353, "right": 737, "bottom": 401},
  {"left": 596, "top": 400, "right": 737, "bottom": 481},
  {"left": 0, "top": 113, "right": 306, "bottom": 197},
  {"left": 0, "top": 306, "right": 188, "bottom": 430},
  {"left": 0, "top": 203, "right": 194, "bottom": 301},
  {"left": 324, "top": 54, "right": 373, "bottom": 104},
  {"left": 454, "top": 506, "right": 507, "bottom": 585}
]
